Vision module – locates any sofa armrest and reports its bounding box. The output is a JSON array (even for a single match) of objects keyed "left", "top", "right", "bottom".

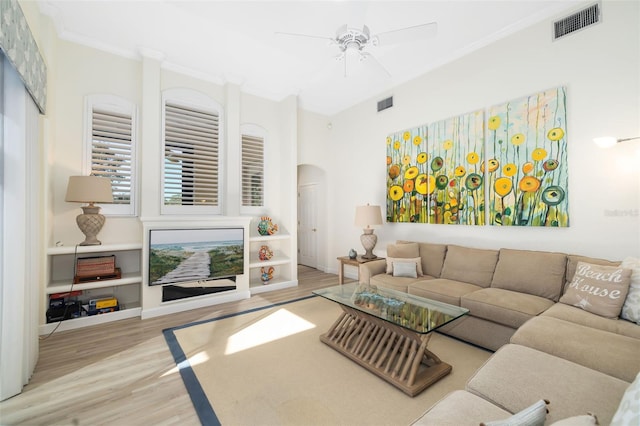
[{"left": 359, "top": 259, "right": 387, "bottom": 284}]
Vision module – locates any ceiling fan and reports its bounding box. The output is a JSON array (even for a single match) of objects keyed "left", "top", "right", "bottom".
[{"left": 276, "top": 22, "right": 437, "bottom": 77}]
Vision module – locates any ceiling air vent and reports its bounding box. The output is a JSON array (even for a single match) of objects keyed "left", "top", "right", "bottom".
[
  {"left": 553, "top": 2, "right": 600, "bottom": 41},
  {"left": 377, "top": 96, "right": 393, "bottom": 112}
]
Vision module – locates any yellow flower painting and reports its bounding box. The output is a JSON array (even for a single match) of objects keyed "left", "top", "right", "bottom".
[
  {"left": 427, "top": 109, "right": 485, "bottom": 225},
  {"left": 386, "top": 126, "right": 428, "bottom": 222},
  {"left": 488, "top": 86, "right": 569, "bottom": 227}
]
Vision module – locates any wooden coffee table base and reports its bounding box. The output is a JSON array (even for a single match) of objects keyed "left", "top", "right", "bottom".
[{"left": 320, "top": 306, "right": 452, "bottom": 397}]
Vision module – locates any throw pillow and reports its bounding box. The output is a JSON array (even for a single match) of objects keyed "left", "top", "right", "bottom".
[
  {"left": 386, "top": 257, "right": 423, "bottom": 276},
  {"left": 480, "top": 399, "right": 549, "bottom": 426},
  {"left": 549, "top": 414, "right": 599, "bottom": 425},
  {"left": 559, "top": 261, "right": 632, "bottom": 319},
  {"left": 392, "top": 261, "right": 418, "bottom": 278},
  {"left": 620, "top": 256, "right": 640, "bottom": 324},
  {"left": 387, "top": 242, "right": 420, "bottom": 259},
  {"left": 610, "top": 371, "right": 640, "bottom": 426}
]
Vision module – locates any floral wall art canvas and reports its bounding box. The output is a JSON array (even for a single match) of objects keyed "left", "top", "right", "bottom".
[
  {"left": 487, "top": 87, "right": 569, "bottom": 227},
  {"left": 428, "top": 110, "right": 485, "bottom": 225},
  {"left": 386, "top": 126, "right": 429, "bottom": 223}
]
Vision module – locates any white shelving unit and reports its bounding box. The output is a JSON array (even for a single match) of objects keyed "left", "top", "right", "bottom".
[
  {"left": 248, "top": 228, "right": 296, "bottom": 295},
  {"left": 41, "top": 243, "right": 143, "bottom": 334}
]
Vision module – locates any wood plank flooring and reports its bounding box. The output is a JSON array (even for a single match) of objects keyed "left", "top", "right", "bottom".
[{"left": 0, "top": 266, "right": 349, "bottom": 425}]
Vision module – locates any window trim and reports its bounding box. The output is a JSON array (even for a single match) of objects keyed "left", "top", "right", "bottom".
[
  {"left": 83, "top": 94, "right": 138, "bottom": 216},
  {"left": 240, "top": 123, "right": 267, "bottom": 216},
  {"left": 160, "top": 88, "right": 224, "bottom": 216}
]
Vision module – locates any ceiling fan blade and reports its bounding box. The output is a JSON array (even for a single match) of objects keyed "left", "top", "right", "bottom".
[
  {"left": 360, "top": 52, "right": 391, "bottom": 78},
  {"left": 274, "top": 31, "right": 335, "bottom": 43},
  {"left": 374, "top": 22, "right": 437, "bottom": 46}
]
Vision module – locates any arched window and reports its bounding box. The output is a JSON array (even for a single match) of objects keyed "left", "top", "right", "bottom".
[
  {"left": 240, "top": 123, "right": 267, "bottom": 214},
  {"left": 161, "top": 89, "right": 223, "bottom": 215},
  {"left": 84, "top": 94, "right": 138, "bottom": 216}
]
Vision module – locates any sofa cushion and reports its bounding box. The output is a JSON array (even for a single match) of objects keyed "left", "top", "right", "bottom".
[
  {"left": 510, "top": 316, "right": 640, "bottom": 382},
  {"left": 386, "top": 257, "right": 423, "bottom": 276},
  {"left": 541, "top": 303, "right": 640, "bottom": 339},
  {"left": 440, "top": 245, "right": 498, "bottom": 288},
  {"left": 620, "top": 256, "right": 640, "bottom": 324},
  {"left": 559, "top": 261, "right": 631, "bottom": 319},
  {"left": 491, "top": 249, "right": 566, "bottom": 301},
  {"left": 398, "top": 241, "right": 448, "bottom": 278},
  {"left": 461, "top": 288, "right": 554, "bottom": 329},
  {"left": 550, "top": 414, "right": 599, "bottom": 425},
  {"left": 371, "top": 273, "right": 427, "bottom": 293},
  {"left": 387, "top": 242, "right": 420, "bottom": 258},
  {"left": 411, "top": 390, "right": 512, "bottom": 426},
  {"left": 466, "top": 344, "right": 630, "bottom": 425},
  {"left": 408, "top": 278, "right": 482, "bottom": 306}
]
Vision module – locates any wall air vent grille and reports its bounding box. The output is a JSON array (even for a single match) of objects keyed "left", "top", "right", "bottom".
[
  {"left": 377, "top": 96, "right": 393, "bottom": 112},
  {"left": 553, "top": 2, "right": 600, "bottom": 40}
]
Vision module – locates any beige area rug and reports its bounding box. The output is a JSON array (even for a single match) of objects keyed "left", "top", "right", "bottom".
[{"left": 163, "top": 296, "right": 492, "bottom": 426}]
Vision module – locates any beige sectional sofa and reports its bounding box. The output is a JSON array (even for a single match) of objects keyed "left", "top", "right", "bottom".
[{"left": 359, "top": 241, "right": 640, "bottom": 424}]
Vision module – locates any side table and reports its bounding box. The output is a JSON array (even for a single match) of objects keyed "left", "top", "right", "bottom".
[{"left": 336, "top": 256, "right": 384, "bottom": 285}]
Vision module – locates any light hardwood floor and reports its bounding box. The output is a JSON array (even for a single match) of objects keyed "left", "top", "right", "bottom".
[{"left": 0, "top": 266, "right": 349, "bottom": 425}]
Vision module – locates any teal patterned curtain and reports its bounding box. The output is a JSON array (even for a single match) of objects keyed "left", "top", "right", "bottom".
[{"left": 0, "top": 0, "right": 47, "bottom": 114}]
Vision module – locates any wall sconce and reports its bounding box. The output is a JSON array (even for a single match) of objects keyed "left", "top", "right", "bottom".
[
  {"left": 354, "top": 204, "right": 383, "bottom": 259},
  {"left": 65, "top": 176, "right": 114, "bottom": 245},
  {"left": 593, "top": 136, "right": 640, "bottom": 148}
]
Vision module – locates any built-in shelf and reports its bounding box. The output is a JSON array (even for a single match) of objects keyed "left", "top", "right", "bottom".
[
  {"left": 41, "top": 243, "right": 143, "bottom": 334},
  {"left": 248, "top": 224, "right": 296, "bottom": 293}
]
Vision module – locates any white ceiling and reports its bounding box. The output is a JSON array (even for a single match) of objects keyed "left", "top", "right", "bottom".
[{"left": 37, "top": 0, "right": 588, "bottom": 115}]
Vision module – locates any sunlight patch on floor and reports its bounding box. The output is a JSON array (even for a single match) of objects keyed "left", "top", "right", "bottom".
[
  {"left": 225, "top": 308, "right": 316, "bottom": 355},
  {"left": 161, "top": 351, "right": 210, "bottom": 377}
]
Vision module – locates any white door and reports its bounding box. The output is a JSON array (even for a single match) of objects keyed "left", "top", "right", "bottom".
[{"left": 297, "top": 184, "right": 318, "bottom": 268}]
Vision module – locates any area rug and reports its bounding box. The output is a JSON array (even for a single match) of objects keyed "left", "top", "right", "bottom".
[{"left": 163, "top": 295, "right": 492, "bottom": 425}]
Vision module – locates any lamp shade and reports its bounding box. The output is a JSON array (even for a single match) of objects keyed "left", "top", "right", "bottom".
[
  {"left": 354, "top": 204, "right": 383, "bottom": 228},
  {"left": 65, "top": 176, "right": 114, "bottom": 204}
]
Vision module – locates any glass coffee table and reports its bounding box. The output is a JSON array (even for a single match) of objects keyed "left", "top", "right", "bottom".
[{"left": 313, "top": 282, "right": 469, "bottom": 396}]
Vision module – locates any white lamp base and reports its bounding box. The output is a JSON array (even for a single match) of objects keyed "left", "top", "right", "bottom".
[{"left": 360, "top": 228, "right": 378, "bottom": 259}]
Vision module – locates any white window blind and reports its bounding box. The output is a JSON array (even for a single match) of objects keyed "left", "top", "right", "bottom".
[
  {"left": 241, "top": 134, "right": 264, "bottom": 207},
  {"left": 91, "top": 108, "right": 133, "bottom": 205},
  {"left": 84, "top": 94, "right": 137, "bottom": 216},
  {"left": 163, "top": 102, "right": 219, "bottom": 208}
]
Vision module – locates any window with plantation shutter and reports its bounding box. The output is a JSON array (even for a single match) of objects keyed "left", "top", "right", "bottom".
[
  {"left": 241, "top": 134, "right": 264, "bottom": 207},
  {"left": 162, "top": 90, "right": 222, "bottom": 215},
  {"left": 84, "top": 95, "right": 137, "bottom": 216}
]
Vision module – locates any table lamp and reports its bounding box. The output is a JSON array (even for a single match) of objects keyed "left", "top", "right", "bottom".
[
  {"left": 65, "top": 175, "right": 114, "bottom": 245},
  {"left": 354, "top": 204, "right": 383, "bottom": 259}
]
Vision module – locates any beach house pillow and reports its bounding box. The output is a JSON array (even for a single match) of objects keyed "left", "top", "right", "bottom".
[
  {"left": 559, "top": 261, "right": 632, "bottom": 319},
  {"left": 392, "top": 261, "right": 418, "bottom": 278},
  {"left": 385, "top": 243, "right": 423, "bottom": 276},
  {"left": 620, "top": 256, "right": 640, "bottom": 324},
  {"left": 480, "top": 399, "right": 548, "bottom": 426}
]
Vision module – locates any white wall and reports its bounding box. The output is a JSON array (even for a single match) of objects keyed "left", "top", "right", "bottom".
[
  {"left": 299, "top": 1, "right": 640, "bottom": 271},
  {"left": 29, "top": 18, "right": 298, "bottom": 319}
]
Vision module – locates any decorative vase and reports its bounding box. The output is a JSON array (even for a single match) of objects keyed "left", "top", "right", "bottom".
[
  {"left": 257, "top": 216, "right": 278, "bottom": 236},
  {"left": 261, "top": 266, "right": 274, "bottom": 284},
  {"left": 76, "top": 205, "right": 106, "bottom": 246},
  {"left": 348, "top": 248, "right": 357, "bottom": 259},
  {"left": 258, "top": 245, "right": 273, "bottom": 261}
]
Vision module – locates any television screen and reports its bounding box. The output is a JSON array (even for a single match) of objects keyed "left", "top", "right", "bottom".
[{"left": 148, "top": 227, "right": 244, "bottom": 286}]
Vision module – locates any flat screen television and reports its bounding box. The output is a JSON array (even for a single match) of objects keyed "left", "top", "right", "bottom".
[{"left": 148, "top": 227, "right": 244, "bottom": 287}]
